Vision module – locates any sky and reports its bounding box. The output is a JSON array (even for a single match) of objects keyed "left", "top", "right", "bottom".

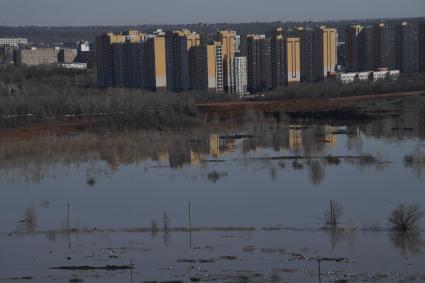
[{"left": 0, "top": 0, "right": 424, "bottom": 26}]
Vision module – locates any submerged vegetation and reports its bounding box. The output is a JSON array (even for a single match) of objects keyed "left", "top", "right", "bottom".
[{"left": 388, "top": 204, "right": 424, "bottom": 232}]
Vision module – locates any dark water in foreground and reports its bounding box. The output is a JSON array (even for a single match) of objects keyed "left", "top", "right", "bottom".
[{"left": 1, "top": 95, "right": 425, "bottom": 282}]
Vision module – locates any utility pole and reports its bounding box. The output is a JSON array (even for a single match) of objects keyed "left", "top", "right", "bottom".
[
  {"left": 318, "top": 256, "right": 322, "bottom": 283},
  {"left": 188, "top": 201, "right": 192, "bottom": 249},
  {"left": 67, "top": 202, "right": 70, "bottom": 249}
]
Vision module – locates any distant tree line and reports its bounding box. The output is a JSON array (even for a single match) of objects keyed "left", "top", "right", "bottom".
[
  {"left": 1, "top": 65, "right": 425, "bottom": 129},
  {"left": 1, "top": 17, "right": 424, "bottom": 46},
  {"left": 0, "top": 65, "right": 229, "bottom": 128}
]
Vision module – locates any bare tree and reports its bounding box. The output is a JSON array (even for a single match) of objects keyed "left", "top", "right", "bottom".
[
  {"left": 389, "top": 204, "right": 424, "bottom": 232},
  {"left": 162, "top": 212, "right": 170, "bottom": 234},
  {"left": 150, "top": 219, "right": 159, "bottom": 237},
  {"left": 324, "top": 200, "right": 343, "bottom": 227}
]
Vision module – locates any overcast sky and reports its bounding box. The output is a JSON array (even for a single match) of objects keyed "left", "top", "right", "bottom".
[{"left": 0, "top": 0, "right": 424, "bottom": 26}]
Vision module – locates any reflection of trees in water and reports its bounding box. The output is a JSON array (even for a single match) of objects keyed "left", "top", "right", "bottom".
[
  {"left": 358, "top": 95, "right": 425, "bottom": 141},
  {"left": 308, "top": 160, "right": 325, "bottom": 185},
  {"left": 2, "top": 107, "right": 425, "bottom": 184},
  {"left": 390, "top": 230, "right": 424, "bottom": 256},
  {"left": 404, "top": 149, "right": 425, "bottom": 179},
  {"left": 324, "top": 228, "right": 355, "bottom": 250},
  {"left": 16, "top": 206, "right": 37, "bottom": 235}
]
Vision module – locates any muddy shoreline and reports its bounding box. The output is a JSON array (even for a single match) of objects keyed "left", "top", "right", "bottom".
[{"left": 0, "top": 91, "right": 423, "bottom": 140}]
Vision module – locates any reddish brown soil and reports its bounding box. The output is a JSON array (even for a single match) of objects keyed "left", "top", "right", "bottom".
[
  {"left": 0, "top": 91, "right": 422, "bottom": 140},
  {"left": 0, "top": 119, "right": 96, "bottom": 140},
  {"left": 196, "top": 91, "right": 423, "bottom": 116}
]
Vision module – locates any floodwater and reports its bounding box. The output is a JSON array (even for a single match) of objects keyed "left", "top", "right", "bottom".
[{"left": 1, "top": 95, "right": 425, "bottom": 282}]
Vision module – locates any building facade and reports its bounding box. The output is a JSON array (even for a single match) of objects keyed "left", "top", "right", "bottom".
[
  {"left": 321, "top": 26, "right": 338, "bottom": 77},
  {"left": 420, "top": 22, "right": 425, "bottom": 73},
  {"left": 296, "top": 27, "right": 323, "bottom": 82},
  {"left": 95, "top": 31, "right": 144, "bottom": 88},
  {"left": 358, "top": 26, "right": 375, "bottom": 71},
  {"left": 246, "top": 34, "right": 272, "bottom": 93},
  {"left": 270, "top": 28, "right": 286, "bottom": 89},
  {"left": 286, "top": 37, "right": 301, "bottom": 84},
  {"left": 227, "top": 56, "right": 248, "bottom": 96},
  {"left": 344, "top": 24, "right": 363, "bottom": 71},
  {"left": 144, "top": 35, "right": 167, "bottom": 90},
  {"left": 165, "top": 30, "right": 200, "bottom": 92},
  {"left": 0, "top": 37, "right": 28, "bottom": 47},
  {"left": 13, "top": 47, "right": 77, "bottom": 66},
  {"left": 396, "top": 21, "right": 419, "bottom": 73},
  {"left": 373, "top": 23, "right": 397, "bottom": 70}
]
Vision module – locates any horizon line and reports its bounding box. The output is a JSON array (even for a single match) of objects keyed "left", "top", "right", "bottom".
[{"left": 0, "top": 16, "right": 424, "bottom": 29}]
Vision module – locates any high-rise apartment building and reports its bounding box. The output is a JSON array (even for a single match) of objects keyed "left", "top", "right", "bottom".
[
  {"left": 227, "top": 56, "right": 248, "bottom": 97},
  {"left": 296, "top": 26, "right": 337, "bottom": 82},
  {"left": 188, "top": 41, "right": 223, "bottom": 92},
  {"left": 165, "top": 29, "right": 200, "bottom": 92},
  {"left": 321, "top": 26, "right": 338, "bottom": 77},
  {"left": 123, "top": 42, "right": 145, "bottom": 88},
  {"left": 396, "top": 21, "right": 419, "bottom": 73},
  {"left": 144, "top": 35, "right": 167, "bottom": 90},
  {"left": 345, "top": 24, "right": 381, "bottom": 72},
  {"left": 286, "top": 37, "right": 301, "bottom": 84},
  {"left": 234, "top": 35, "right": 241, "bottom": 54},
  {"left": 96, "top": 31, "right": 144, "bottom": 88},
  {"left": 207, "top": 42, "right": 224, "bottom": 92},
  {"left": 270, "top": 28, "right": 286, "bottom": 88},
  {"left": 216, "top": 30, "right": 237, "bottom": 92},
  {"left": 246, "top": 34, "right": 272, "bottom": 93},
  {"left": 345, "top": 25, "right": 363, "bottom": 71},
  {"left": 420, "top": 22, "right": 425, "bottom": 72},
  {"left": 296, "top": 27, "right": 323, "bottom": 82},
  {"left": 358, "top": 26, "right": 375, "bottom": 71},
  {"left": 373, "top": 23, "right": 397, "bottom": 70},
  {"left": 216, "top": 30, "right": 236, "bottom": 58}
]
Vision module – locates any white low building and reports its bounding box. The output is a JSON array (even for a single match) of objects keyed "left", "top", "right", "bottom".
[
  {"left": 0, "top": 37, "right": 28, "bottom": 47},
  {"left": 58, "top": 63, "right": 87, "bottom": 70},
  {"left": 337, "top": 70, "right": 399, "bottom": 84}
]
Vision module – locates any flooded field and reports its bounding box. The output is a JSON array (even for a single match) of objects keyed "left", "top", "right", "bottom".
[{"left": 1, "top": 95, "right": 425, "bottom": 282}]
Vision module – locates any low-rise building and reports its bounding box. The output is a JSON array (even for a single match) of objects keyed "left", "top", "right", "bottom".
[
  {"left": 14, "top": 47, "right": 77, "bottom": 66},
  {"left": 337, "top": 70, "right": 399, "bottom": 83},
  {"left": 58, "top": 62, "right": 88, "bottom": 69},
  {"left": 0, "top": 37, "right": 28, "bottom": 47}
]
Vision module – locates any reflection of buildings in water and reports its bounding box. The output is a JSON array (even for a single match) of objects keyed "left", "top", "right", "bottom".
[
  {"left": 420, "top": 109, "right": 425, "bottom": 138},
  {"left": 323, "top": 125, "right": 337, "bottom": 146},
  {"left": 157, "top": 151, "right": 169, "bottom": 162},
  {"left": 168, "top": 143, "right": 191, "bottom": 168},
  {"left": 209, "top": 133, "right": 237, "bottom": 158},
  {"left": 288, "top": 126, "right": 303, "bottom": 151},
  {"left": 210, "top": 134, "right": 220, "bottom": 158},
  {"left": 190, "top": 150, "right": 202, "bottom": 164}
]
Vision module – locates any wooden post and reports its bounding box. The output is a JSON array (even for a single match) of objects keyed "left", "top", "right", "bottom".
[
  {"left": 318, "top": 257, "right": 322, "bottom": 283},
  {"left": 67, "top": 202, "right": 70, "bottom": 249},
  {"left": 188, "top": 201, "right": 192, "bottom": 249},
  {"left": 130, "top": 259, "right": 134, "bottom": 283}
]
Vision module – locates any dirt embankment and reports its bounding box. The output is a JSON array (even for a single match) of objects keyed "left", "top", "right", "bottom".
[
  {"left": 0, "top": 91, "right": 422, "bottom": 139},
  {"left": 196, "top": 91, "right": 424, "bottom": 117},
  {"left": 0, "top": 119, "right": 97, "bottom": 140}
]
